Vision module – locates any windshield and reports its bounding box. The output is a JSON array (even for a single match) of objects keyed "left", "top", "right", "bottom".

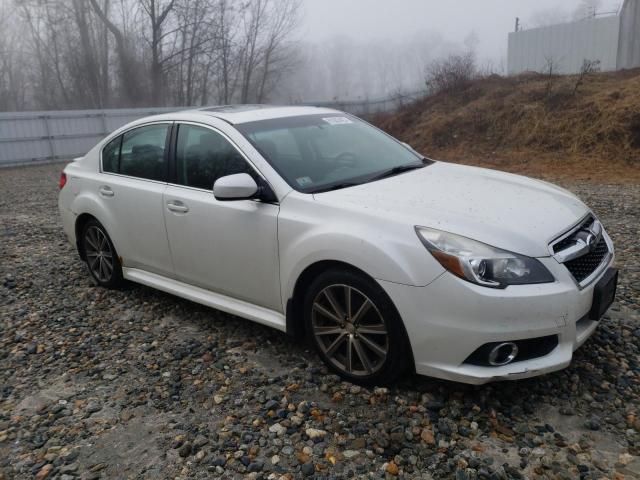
[{"left": 236, "top": 114, "right": 427, "bottom": 193}]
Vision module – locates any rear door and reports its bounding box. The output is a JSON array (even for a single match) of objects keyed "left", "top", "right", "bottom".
[
  {"left": 98, "top": 122, "right": 174, "bottom": 276},
  {"left": 162, "top": 122, "right": 281, "bottom": 311}
]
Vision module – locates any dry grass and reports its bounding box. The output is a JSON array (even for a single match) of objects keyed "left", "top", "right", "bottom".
[{"left": 375, "top": 69, "right": 640, "bottom": 183}]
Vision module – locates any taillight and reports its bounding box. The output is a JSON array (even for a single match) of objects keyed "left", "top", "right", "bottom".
[{"left": 59, "top": 172, "right": 67, "bottom": 190}]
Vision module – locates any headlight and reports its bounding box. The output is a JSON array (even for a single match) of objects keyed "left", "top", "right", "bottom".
[{"left": 415, "top": 226, "right": 554, "bottom": 288}]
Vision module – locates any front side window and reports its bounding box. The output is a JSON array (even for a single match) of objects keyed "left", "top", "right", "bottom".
[
  {"left": 237, "top": 114, "right": 425, "bottom": 193},
  {"left": 175, "top": 124, "right": 251, "bottom": 190},
  {"left": 114, "top": 124, "right": 170, "bottom": 181}
]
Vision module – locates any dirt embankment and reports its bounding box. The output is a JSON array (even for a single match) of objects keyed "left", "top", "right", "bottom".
[{"left": 374, "top": 69, "right": 640, "bottom": 183}]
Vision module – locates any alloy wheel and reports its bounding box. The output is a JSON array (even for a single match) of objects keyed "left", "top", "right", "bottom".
[
  {"left": 311, "top": 284, "right": 389, "bottom": 377},
  {"left": 84, "top": 226, "right": 114, "bottom": 283}
]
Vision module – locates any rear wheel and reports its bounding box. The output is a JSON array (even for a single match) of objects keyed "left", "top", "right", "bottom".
[
  {"left": 81, "top": 219, "right": 123, "bottom": 288},
  {"left": 304, "top": 268, "right": 410, "bottom": 385}
]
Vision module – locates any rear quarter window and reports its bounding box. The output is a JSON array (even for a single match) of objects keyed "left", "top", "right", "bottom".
[{"left": 102, "top": 136, "right": 121, "bottom": 173}]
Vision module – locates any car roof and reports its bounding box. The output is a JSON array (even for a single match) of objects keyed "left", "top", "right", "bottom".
[{"left": 188, "top": 104, "right": 343, "bottom": 125}]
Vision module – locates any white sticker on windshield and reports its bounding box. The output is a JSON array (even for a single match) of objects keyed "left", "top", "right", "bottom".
[
  {"left": 322, "top": 116, "right": 353, "bottom": 125},
  {"left": 296, "top": 176, "right": 313, "bottom": 187}
]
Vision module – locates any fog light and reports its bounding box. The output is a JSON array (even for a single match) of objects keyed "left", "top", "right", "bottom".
[{"left": 488, "top": 342, "right": 519, "bottom": 366}]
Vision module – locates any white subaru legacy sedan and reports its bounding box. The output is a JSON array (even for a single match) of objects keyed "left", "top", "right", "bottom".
[{"left": 58, "top": 105, "right": 618, "bottom": 385}]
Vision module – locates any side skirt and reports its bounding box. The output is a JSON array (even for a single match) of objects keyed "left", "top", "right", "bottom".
[{"left": 123, "top": 267, "right": 287, "bottom": 332}]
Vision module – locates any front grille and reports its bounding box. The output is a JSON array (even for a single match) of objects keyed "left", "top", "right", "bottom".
[
  {"left": 564, "top": 237, "right": 609, "bottom": 283},
  {"left": 553, "top": 216, "right": 594, "bottom": 253}
]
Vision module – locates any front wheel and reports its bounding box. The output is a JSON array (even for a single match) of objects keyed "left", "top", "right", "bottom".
[
  {"left": 304, "top": 268, "right": 411, "bottom": 386},
  {"left": 81, "top": 219, "right": 123, "bottom": 288}
]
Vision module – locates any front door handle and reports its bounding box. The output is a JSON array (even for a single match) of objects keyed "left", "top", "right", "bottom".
[
  {"left": 99, "top": 186, "right": 114, "bottom": 197},
  {"left": 167, "top": 201, "right": 189, "bottom": 213}
]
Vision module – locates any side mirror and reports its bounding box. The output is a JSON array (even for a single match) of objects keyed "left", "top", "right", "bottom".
[{"left": 213, "top": 173, "right": 259, "bottom": 201}]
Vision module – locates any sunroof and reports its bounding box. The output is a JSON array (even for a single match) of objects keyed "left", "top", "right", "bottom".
[{"left": 200, "top": 104, "right": 279, "bottom": 113}]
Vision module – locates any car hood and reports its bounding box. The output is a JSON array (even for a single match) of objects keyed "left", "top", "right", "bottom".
[{"left": 313, "top": 161, "right": 589, "bottom": 258}]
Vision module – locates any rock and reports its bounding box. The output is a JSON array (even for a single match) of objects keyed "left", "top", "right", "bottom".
[
  {"left": 269, "top": 423, "right": 286, "bottom": 436},
  {"left": 193, "top": 435, "right": 209, "bottom": 449},
  {"left": 305, "top": 428, "right": 327, "bottom": 440},
  {"left": 618, "top": 453, "right": 634, "bottom": 465},
  {"left": 247, "top": 461, "right": 264, "bottom": 472},
  {"left": 35, "top": 464, "right": 53, "bottom": 480},
  {"left": 86, "top": 401, "right": 101, "bottom": 414},
  {"left": 351, "top": 437, "right": 366, "bottom": 449},
  {"left": 178, "top": 442, "right": 192, "bottom": 458},
  {"left": 585, "top": 417, "right": 601, "bottom": 431},
  {"left": 59, "top": 463, "right": 78, "bottom": 474},
  {"left": 421, "top": 428, "right": 435, "bottom": 445},
  {"left": 343, "top": 450, "right": 359, "bottom": 459},
  {"left": 281, "top": 446, "right": 294, "bottom": 456},
  {"left": 386, "top": 461, "right": 399, "bottom": 475},
  {"left": 301, "top": 463, "right": 315, "bottom": 476}
]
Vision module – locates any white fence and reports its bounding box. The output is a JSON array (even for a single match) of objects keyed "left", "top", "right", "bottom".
[
  {"left": 0, "top": 107, "right": 180, "bottom": 168},
  {"left": 0, "top": 91, "right": 425, "bottom": 168}
]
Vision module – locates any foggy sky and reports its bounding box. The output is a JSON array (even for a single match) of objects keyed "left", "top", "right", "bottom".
[{"left": 300, "top": 0, "right": 622, "bottom": 65}]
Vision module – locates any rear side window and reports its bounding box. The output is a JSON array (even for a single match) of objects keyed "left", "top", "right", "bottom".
[
  {"left": 101, "top": 124, "right": 170, "bottom": 181},
  {"left": 119, "top": 124, "right": 170, "bottom": 181},
  {"left": 175, "top": 124, "right": 251, "bottom": 190},
  {"left": 102, "top": 136, "right": 121, "bottom": 173}
]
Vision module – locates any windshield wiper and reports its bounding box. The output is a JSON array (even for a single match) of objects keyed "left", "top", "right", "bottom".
[
  {"left": 369, "top": 161, "right": 428, "bottom": 182},
  {"left": 310, "top": 159, "right": 431, "bottom": 193},
  {"left": 310, "top": 182, "right": 360, "bottom": 194}
]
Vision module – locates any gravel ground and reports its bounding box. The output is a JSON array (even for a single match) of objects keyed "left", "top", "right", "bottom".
[{"left": 0, "top": 163, "right": 639, "bottom": 480}]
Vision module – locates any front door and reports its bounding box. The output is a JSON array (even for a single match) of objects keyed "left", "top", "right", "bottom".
[{"left": 162, "top": 123, "right": 281, "bottom": 311}]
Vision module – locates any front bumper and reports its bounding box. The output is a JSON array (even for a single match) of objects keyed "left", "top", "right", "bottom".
[{"left": 380, "top": 253, "right": 615, "bottom": 385}]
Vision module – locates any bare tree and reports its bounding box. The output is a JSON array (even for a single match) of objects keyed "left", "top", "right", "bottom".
[
  {"left": 542, "top": 55, "right": 561, "bottom": 99},
  {"left": 1, "top": 0, "right": 302, "bottom": 110},
  {"left": 140, "top": 0, "right": 176, "bottom": 105},
  {"left": 236, "top": 0, "right": 300, "bottom": 103},
  {"left": 254, "top": 0, "right": 300, "bottom": 103},
  {"left": 573, "top": 59, "right": 601, "bottom": 95},
  {"left": 0, "top": 3, "right": 28, "bottom": 110},
  {"left": 89, "top": 0, "right": 145, "bottom": 105},
  {"left": 214, "top": 0, "right": 239, "bottom": 104}
]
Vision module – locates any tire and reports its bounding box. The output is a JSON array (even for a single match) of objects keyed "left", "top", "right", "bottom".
[
  {"left": 304, "top": 268, "right": 411, "bottom": 386},
  {"left": 81, "top": 219, "right": 123, "bottom": 288}
]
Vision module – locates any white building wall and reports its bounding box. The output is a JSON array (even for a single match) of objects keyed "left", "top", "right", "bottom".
[
  {"left": 508, "top": 16, "right": 621, "bottom": 75},
  {"left": 617, "top": 0, "right": 640, "bottom": 69}
]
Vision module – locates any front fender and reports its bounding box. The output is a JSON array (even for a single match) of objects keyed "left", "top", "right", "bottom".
[{"left": 278, "top": 196, "right": 446, "bottom": 306}]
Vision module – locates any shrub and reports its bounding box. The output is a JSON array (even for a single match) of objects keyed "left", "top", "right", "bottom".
[{"left": 425, "top": 52, "right": 477, "bottom": 95}]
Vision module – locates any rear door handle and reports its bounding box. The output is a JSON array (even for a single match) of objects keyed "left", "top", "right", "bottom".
[
  {"left": 167, "top": 200, "right": 189, "bottom": 213},
  {"left": 99, "top": 186, "right": 114, "bottom": 197}
]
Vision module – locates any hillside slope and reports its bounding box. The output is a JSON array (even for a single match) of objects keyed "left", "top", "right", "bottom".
[{"left": 375, "top": 69, "right": 640, "bottom": 182}]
